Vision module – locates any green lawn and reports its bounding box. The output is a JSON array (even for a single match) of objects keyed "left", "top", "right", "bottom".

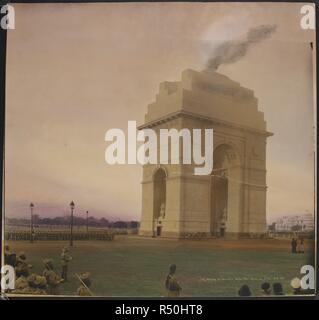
[{"left": 6, "top": 236, "right": 315, "bottom": 297}]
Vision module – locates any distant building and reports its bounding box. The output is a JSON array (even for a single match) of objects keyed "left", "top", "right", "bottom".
[{"left": 274, "top": 214, "right": 314, "bottom": 232}]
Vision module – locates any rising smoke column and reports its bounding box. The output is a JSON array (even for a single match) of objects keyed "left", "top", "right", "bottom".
[{"left": 204, "top": 24, "right": 277, "bottom": 72}]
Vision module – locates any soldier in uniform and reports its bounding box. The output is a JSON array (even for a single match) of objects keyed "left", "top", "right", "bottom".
[
  {"left": 61, "top": 246, "right": 72, "bottom": 281},
  {"left": 261, "top": 282, "right": 271, "bottom": 295},
  {"left": 4, "top": 245, "right": 16, "bottom": 267},
  {"left": 15, "top": 252, "right": 32, "bottom": 278},
  {"left": 76, "top": 272, "right": 93, "bottom": 296},
  {"left": 291, "top": 277, "right": 302, "bottom": 295},
  {"left": 298, "top": 236, "right": 305, "bottom": 253},
  {"left": 291, "top": 238, "right": 297, "bottom": 254},
  {"left": 42, "top": 259, "right": 63, "bottom": 295},
  {"left": 11, "top": 276, "right": 30, "bottom": 294},
  {"left": 165, "top": 264, "right": 182, "bottom": 297},
  {"left": 26, "top": 273, "right": 48, "bottom": 295},
  {"left": 273, "top": 282, "right": 284, "bottom": 295},
  {"left": 219, "top": 208, "right": 227, "bottom": 237},
  {"left": 238, "top": 284, "right": 252, "bottom": 297},
  {"left": 160, "top": 203, "right": 165, "bottom": 218}
]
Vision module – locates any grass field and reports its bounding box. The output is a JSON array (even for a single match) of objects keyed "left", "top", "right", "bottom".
[{"left": 6, "top": 236, "right": 315, "bottom": 297}]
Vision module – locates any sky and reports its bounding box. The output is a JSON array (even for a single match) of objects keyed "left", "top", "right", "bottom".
[{"left": 4, "top": 2, "right": 315, "bottom": 223}]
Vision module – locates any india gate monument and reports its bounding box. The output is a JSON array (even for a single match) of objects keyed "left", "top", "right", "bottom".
[{"left": 139, "top": 69, "right": 273, "bottom": 239}]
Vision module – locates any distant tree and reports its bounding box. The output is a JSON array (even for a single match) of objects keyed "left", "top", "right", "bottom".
[
  {"left": 291, "top": 225, "right": 302, "bottom": 232},
  {"left": 130, "top": 221, "right": 139, "bottom": 229},
  {"left": 88, "top": 216, "right": 100, "bottom": 227},
  {"left": 52, "top": 216, "right": 67, "bottom": 225},
  {"left": 99, "top": 218, "right": 109, "bottom": 227},
  {"left": 6, "top": 215, "right": 139, "bottom": 229},
  {"left": 74, "top": 216, "right": 86, "bottom": 226},
  {"left": 42, "top": 218, "right": 52, "bottom": 225},
  {"left": 112, "top": 221, "right": 127, "bottom": 229},
  {"left": 33, "top": 214, "right": 40, "bottom": 224},
  {"left": 268, "top": 222, "right": 276, "bottom": 232}
]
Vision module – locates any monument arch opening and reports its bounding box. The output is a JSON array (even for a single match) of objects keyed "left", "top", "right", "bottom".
[
  {"left": 153, "top": 167, "right": 166, "bottom": 237},
  {"left": 211, "top": 144, "right": 241, "bottom": 238}
]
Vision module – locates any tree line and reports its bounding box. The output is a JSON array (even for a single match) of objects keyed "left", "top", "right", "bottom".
[{"left": 5, "top": 215, "right": 139, "bottom": 229}]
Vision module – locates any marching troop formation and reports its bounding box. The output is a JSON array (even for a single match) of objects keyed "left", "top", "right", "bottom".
[{"left": 4, "top": 245, "right": 93, "bottom": 296}]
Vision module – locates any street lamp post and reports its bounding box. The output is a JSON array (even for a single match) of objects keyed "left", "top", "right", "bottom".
[
  {"left": 30, "top": 203, "right": 34, "bottom": 243},
  {"left": 70, "top": 201, "right": 75, "bottom": 246},
  {"left": 86, "top": 211, "right": 89, "bottom": 234}
]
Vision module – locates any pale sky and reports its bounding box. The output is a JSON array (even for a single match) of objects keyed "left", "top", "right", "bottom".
[{"left": 5, "top": 3, "right": 315, "bottom": 223}]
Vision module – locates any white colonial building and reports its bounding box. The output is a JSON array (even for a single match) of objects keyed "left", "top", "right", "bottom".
[{"left": 274, "top": 214, "right": 314, "bottom": 232}]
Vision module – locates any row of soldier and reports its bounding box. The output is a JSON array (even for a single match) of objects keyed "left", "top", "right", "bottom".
[
  {"left": 165, "top": 264, "right": 314, "bottom": 297},
  {"left": 5, "top": 232, "right": 114, "bottom": 241},
  {"left": 238, "top": 278, "right": 314, "bottom": 296},
  {"left": 4, "top": 245, "right": 92, "bottom": 296}
]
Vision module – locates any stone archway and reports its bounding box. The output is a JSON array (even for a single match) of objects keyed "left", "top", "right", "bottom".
[
  {"left": 211, "top": 144, "right": 241, "bottom": 237},
  {"left": 139, "top": 69, "right": 272, "bottom": 238},
  {"left": 153, "top": 168, "right": 167, "bottom": 237}
]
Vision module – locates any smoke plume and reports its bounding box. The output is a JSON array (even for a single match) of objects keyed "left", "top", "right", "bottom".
[{"left": 204, "top": 24, "right": 277, "bottom": 71}]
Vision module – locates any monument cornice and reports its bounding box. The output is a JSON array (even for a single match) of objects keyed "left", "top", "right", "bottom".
[{"left": 138, "top": 110, "right": 273, "bottom": 137}]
